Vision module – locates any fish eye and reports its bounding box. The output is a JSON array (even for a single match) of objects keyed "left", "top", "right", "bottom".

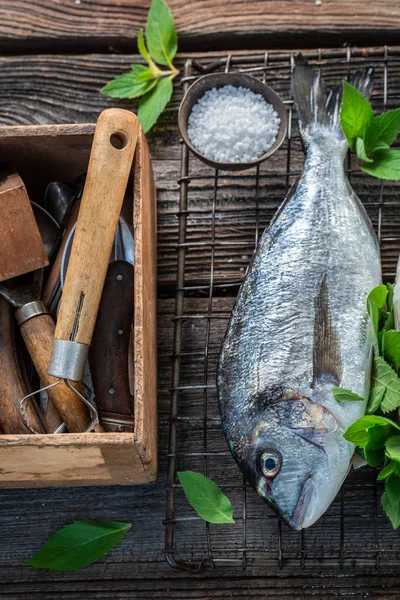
[{"left": 260, "top": 450, "right": 281, "bottom": 478}]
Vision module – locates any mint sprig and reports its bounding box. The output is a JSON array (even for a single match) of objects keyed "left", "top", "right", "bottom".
[
  {"left": 340, "top": 83, "right": 400, "bottom": 180},
  {"left": 335, "top": 284, "right": 400, "bottom": 528},
  {"left": 101, "top": 0, "right": 178, "bottom": 132}
]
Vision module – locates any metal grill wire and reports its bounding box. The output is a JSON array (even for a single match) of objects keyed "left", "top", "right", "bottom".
[{"left": 165, "top": 47, "right": 400, "bottom": 574}]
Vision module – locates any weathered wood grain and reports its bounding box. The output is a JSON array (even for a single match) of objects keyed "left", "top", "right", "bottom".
[
  {"left": 0, "top": 0, "right": 399, "bottom": 52},
  {"left": 2, "top": 575, "right": 400, "bottom": 599}
]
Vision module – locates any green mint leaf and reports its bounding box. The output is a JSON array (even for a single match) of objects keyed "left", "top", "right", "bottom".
[
  {"left": 364, "top": 445, "right": 385, "bottom": 467},
  {"left": 386, "top": 435, "right": 400, "bottom": 462},
  {"left": 332, "top": 386, "right": 364, "bottom": 403},
  {"left": 137, "top": 29, "right": 151, "bottom": 65},
  {"left": 146, "top": 0, "right": 177, "bottom": 67},
  {"left": 383, "top": 330, "right": 400, "bottom": 371},
  {"left": 381, "top": 491, "right": 400, "bottom": 528},
  {"left": 385, "top": 474, "right": 400, "bottom": 505},
  {"left": 340, "top": 81, "right": 374, "bottom": 151},
  {"left": 101, "top": 65, "right": 157, "bottom": 99},
  {"left": 377, "top": 461, "right": 399, "bottom": 480},
  {"left": 26, "top": 520, "right": 132, "bottom": 572},
  {"left": 137, "top": 29, "right": 160, "bottom": 77},
  {"left": 343, "top": 415, "right": 397, "bottom": 448},
  {"left": 364, "top": 109, "right": 400, "bottom": 154},
  {"left": 177, "top": 471, "right": 235, "bottom": 524},
  {"left": 355, "top": 137, "right": 373, "bottom": 163},
  {"left": 138, "top": 75, "right": 173, "bottom": 132},
  {"left": 368, "top": 284, "right": 388, "bottom": 309},
  {"left": 370, "top": 355, "right": 400, "bottom": 414},
  {"left": 387, "top": 283, "right": 395, "bottom": 314},
  {"left": 361, "top": 149, "right": 400, "bottom": 180},
  {"left": 367, "top": 383, "right": 386, "bottom": 414}
]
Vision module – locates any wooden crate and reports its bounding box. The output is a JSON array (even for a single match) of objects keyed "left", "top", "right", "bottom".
[{"left": 0, "top": 122, "right": 158, "bottom": 487}]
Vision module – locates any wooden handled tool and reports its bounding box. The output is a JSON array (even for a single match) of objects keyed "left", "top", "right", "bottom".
[
  {"left": 48, "top": 109, "right": 139, "bottom": 388},
  {"left": 0, "top": 298, "right": 46, "bottom": 434}
]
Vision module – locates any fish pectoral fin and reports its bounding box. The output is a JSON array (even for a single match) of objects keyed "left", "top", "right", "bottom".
[
  {"left": 313, "top": 275, "right": 342, "bottom": 386},
  {"left": 283, "top": 397, "right": 338, "bottom": 435}
]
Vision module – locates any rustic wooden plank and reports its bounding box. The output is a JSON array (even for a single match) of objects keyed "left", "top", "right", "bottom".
[
  {"left": 0, "top": 0, "right": 400, "bottom": 53},
  {"left": 2, "top": 575, "right": 400, "bottom": 598}
]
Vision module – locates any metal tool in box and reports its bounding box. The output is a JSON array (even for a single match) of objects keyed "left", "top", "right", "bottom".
[
  {"left": 45, "top": 108, "right": 139, "bottom": 429},
  {"left": 61, "top": 217, "right": 135, "bottom": 432}
]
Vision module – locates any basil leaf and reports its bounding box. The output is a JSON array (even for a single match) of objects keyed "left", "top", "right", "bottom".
[
  {"left": 138, "top": 75, "right": 173, "bottom": 132},
  {"left": 146, "top": 0, "right": 177, "bottom": 67},
  {"left": 377, "top": 461, "right": 399, "bottom": 481},
  {"left": 332, "top": 386, "right": 364, "bottom": 403},
  {"left": 101, "top": 65, "right": 157, "bottom": 99},
  {"left": 364, "top": 445, "right": 385, "bottom": 467},
  {"left": 138, "top": 29, "right": 152, "bottom": 65},
  {"left": 343, "top": 415, "right": 397, "bottom": 448},
  {"left": 367, "top": 382, "right": 386, "bottom": 414},
  {"left": 340, "top": 81, "right": 374, "bottom": 151},
  {"left": 368, "top": 284, "right": 388, "bottom": 309},
  {"left": 355, "top": 137, "right": 373, "bottom": 163},
  {"left": 26, "top": 521, "right": 132, "bottom": 571},
  {"left": 370, "top": 356, "right": 400, "bottom": 413},
  {"left": 364, "top": 109, "right": 400, "bottom": 154},
  {"left": 361, "top": 149, "right": 400, "bottom": 181},
  {"left": 386, "top": 435, "right": 400, "bottom": 462},
  {"left": 387, "top": 283, "right": 395, "bottom": 314},
  {"left": 386, "top": 474, "right": 400, "bottom": 505},
  {"left": 178, "top": 471, "right": 235, "bottom": 524},
  {"left": 383, "top": 330, "right": 400, "bottom": 371},
  {"left": 381, "top": 492, "right": 400, "bottom": 528}
]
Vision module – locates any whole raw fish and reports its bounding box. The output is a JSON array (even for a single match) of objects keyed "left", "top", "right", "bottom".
[{"left": 217, "top": 56, "right": 381, "bottom": 529}]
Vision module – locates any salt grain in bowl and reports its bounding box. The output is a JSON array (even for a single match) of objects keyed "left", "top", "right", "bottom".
[{"left": 187, "top": 85, "right": 281, "bottom": 164}]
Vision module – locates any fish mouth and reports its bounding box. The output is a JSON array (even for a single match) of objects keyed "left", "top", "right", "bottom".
[{"left": 288, "top": 476, "right": 314, "bottom": 530}]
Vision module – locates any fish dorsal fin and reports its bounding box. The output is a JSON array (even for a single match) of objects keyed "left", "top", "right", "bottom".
[{"left": 313, "top": 275, "right": 342, "bottom": 386}]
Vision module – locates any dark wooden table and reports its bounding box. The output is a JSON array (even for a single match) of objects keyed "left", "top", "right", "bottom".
[{"left": 1, "top": 3, "right": 400, "bottom": 598}]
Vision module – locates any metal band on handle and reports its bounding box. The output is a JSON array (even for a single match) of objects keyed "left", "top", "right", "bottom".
[
  {"left": 15, "top": 300, "right": 49, "bottom": 326},
  {"left": 48, "top": 339, "right": 89, "bottom": 381}
]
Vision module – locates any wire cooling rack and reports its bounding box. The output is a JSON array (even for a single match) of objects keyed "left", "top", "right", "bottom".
[{"left": 164, "top": 47, "right": 400, "bottom": 575}]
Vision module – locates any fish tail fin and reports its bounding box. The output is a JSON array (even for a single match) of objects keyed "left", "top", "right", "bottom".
[{"left": 292, "top": 53, "right": 374, "bottom": 142}]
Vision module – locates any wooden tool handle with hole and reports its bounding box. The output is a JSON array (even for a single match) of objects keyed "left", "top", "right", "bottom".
[
  {"left": 54, "top": 109, "right": 139, "bottom": 348},
  {"left": 20, "top": 313, "right": 90, "bottom": 432}
]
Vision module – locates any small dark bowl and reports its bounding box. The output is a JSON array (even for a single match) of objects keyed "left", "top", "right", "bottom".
[{"left": 178, "top": 72, "right": 288, "bottom": 171}]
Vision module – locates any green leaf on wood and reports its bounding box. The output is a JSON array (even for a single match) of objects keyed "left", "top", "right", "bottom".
[
  {"left": 377, "top": 461, "right": 399, "bottom": 481},
  {"left": 101, "top": 65, "right": 157, "bottom": 99},
  {"left": 364, "top": 109, "right": 400, "bottom": 154},
  {"left": 381, "top": 491, "right": 400, "bottom": 528},
  {"left": 340, "top": 81, "right": 374, "bottom": 151},
  {"left": 138, "top": 75, "right": 173, "bottom": 132},
  {"left": 343, "top": 415, "right": 397, "bottom": 448},
  {"left": 332, "top": 386, "right": 364, "bottom": 403},
  {"left": 370, "top": 356, "right": 400, "bottom": 413},
  {"left": 355, "top": 137, "right": 373, "bottom": 162},
  {"left": 26, "top": 521, "right": 132, "bottom": 572},
  {"left": 382, "top": 330, "right": 400, "bottom": 371},
  {"left": 386, "top": 435, "right": 400, "bottom": 462},
  {"left": 385, "top": 474, "right": 400, "bottom": 505},
  {"left": 177, "top": 471, "right": 235, "bottom": 524},
  {"left": 361, "top": 149, "right": 400, "bottom": 180},
  {"left": 146, "top": 0, "right": 177, "bottom": 67}
]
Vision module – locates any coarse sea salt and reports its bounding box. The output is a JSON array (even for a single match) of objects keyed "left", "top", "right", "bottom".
[{"left": 187, "top": 85, "right": 281, "bottom": 164}]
